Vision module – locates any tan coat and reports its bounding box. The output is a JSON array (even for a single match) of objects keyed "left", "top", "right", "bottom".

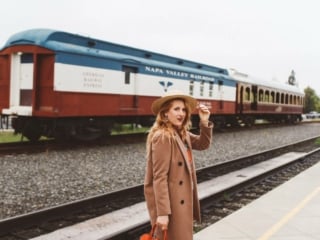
[{"left": 144, "top": 122, "right": 213, "bottom": 240}]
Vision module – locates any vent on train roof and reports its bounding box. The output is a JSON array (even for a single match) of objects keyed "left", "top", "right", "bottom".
[
  {"left": 87, "top": 40, "right": 96, "bottom": 47},
  {"left": 145, "top": 53, "right": 152, "bottom": 58}
]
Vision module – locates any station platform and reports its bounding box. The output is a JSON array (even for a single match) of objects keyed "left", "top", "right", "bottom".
[{"left": 194, "top": 161, "right": 320, "bottom": 240}]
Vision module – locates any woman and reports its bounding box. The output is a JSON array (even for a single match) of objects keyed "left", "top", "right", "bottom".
[{"left": 144, "top": 90, "right": 213, "bottom": 240}]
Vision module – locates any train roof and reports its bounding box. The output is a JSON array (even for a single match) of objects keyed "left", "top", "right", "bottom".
[
  {"left": 228, "top": 69, "right": 304, "bottom": 95},
  {"left": 2, "top": 28, "right": 233, "bottom": 81}
]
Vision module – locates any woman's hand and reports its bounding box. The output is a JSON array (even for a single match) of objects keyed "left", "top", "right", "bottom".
[
  {"left": 198, "top": 104, "right": 210, "bottom": 122},
  {"left": 156, "top": 215, "right": 169, "bottom": 230}
]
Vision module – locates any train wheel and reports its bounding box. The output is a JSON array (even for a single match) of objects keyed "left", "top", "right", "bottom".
[
  {"left": 22, "top": 121, "right": 42, "bottom": 142},
  {"left": 287, "top": 115, "right": 300, "bottom": 124},
  {"left": 212, "top": 116, "right": 226, "bottom": 129},
  {"left": 243, "top": 116, "right": 255, "bottom": 127}
]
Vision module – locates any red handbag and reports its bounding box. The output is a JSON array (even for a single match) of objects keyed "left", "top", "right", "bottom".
[{"left": 140, "top": 224, "right": 168, "bottom": 240}]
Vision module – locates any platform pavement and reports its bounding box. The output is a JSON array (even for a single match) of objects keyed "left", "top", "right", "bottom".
[{"left": 194, "top": 161, "right": 320, "bottom": 240}]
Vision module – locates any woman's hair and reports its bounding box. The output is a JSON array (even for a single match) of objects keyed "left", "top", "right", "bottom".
[{"left": 146, "top": 98, "right": 193, "bottom": 154}]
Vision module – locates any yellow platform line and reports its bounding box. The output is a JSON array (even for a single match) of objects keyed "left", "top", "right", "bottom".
[{"left": 257, "top": 186, "right": 320, "bottom": 240}]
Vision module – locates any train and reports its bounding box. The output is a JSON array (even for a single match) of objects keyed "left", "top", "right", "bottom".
[{"left": 0, "top": 29, "right": 304, "bottom": 141}]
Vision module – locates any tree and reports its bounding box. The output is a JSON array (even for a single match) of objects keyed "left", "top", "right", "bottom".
[{"left": 304, "top": 87, "right": 320, "bottom": 113}]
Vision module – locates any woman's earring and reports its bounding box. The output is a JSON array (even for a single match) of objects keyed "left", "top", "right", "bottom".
[{"left": 164, "top": 115, "right": 168, "bottom": 122}]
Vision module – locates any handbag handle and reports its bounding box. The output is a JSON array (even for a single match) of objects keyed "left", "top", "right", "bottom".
[{"left": 151, "top": 224, "right": 168, "bottom": 240}]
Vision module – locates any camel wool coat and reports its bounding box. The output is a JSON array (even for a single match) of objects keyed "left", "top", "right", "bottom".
[{"left": 144, "top": 122, "right": 213, "bottom": 240}]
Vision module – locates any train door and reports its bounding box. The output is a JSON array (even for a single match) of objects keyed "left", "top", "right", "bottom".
[
  {"left": 121, "top": 66, "right": 138, "bottom": 109},
  {"left": 218, "top": 80, "right": 224, "bottom": 110},
  {"left": 237, "top": 84, "right": 244, "bottom": 114},
  {"left": 251, "top": 85, "right": 258, "bottom": 110},
  {"left": 7, "top": 52, "right": 33, "bottom": 115},
  {"left": 34, "top": 54, "right": 55, "bottom": 113}
]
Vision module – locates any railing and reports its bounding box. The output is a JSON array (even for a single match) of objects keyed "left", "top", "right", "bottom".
[{"left": 0, "top": 115, "right": 10, "bottom": 129}]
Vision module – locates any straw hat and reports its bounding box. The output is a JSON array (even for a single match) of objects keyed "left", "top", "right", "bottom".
[{"left": 151, "top": 90, "right": 197, "bottom": 115}]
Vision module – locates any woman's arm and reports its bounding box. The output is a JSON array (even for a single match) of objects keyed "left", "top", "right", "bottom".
[{"left": 190, "top": 104, "right": 213, "bottom": 150}]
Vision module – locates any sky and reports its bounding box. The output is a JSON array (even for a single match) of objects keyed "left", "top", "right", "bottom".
[{"left": 1, "top": 0, "right": 319, "bottom": 95}]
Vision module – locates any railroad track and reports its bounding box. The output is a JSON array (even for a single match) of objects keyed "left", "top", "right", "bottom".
[
  {"left": 0, "top": 135, "right": 319, "bottom": 240},
  {"left": 0, "top": 140, "right": 56, "bottom": 155}
]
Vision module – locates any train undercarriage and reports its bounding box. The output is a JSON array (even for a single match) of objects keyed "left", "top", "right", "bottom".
[
  {"left": 4, "top": 113, "right": 302, "bottom": 142},
  {"left": 10, "top": 116, "right": 115, "bottom": 142},
  {"left": 212, "top": 114, "right": 302, "bottom": 129}
]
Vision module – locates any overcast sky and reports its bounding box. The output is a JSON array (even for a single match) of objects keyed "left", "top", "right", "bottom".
[{"left": 1, "top": 0, "right": 319, "bottom": 94}]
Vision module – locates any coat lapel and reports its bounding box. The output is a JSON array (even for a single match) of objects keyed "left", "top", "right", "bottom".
[{"left": 174, "top": 134, "right": 193, "bottom": 175}]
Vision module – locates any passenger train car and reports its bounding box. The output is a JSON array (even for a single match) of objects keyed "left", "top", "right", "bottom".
[
  {"left": 0, "top": 29, "right": 304, "bottom": 141},
  {"left": 228, "top": 69, "right": 304, "bottom": 127}
]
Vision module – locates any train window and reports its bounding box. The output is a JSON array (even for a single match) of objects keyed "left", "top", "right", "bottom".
[
  {"left": 258, "top": 89, "right": 264, "bottom": 102},
  {"left": 189, "top": 80, "right": 194, "bottom": 96},
  {"left": 200, "top": 80, "right": 204, "bottom": 96},
  {"left": 251, "top": 85, "right": 258, "bottom": 104},
  {"left": 20, "top": 53, "right": 33, "bottom": 63},
  {"left": 271, "top": 92, "right": 275, "bottom": 103},
  {"left": 218, "top": 80, "right": 223, "bottom": 91},
  {"left": 285, "top": 94, "right": 289, "bottom": 104},
  {"left": 276, "top": 92, "right": 280, "bottom": 103},
  {"left": 122, "top": 66, "right": 137, "bottom": 84},
  {"left": 281, "top": 93, "right": 284, "bottom": 104},
  {"left": 245, "top": 87, "right": 250, "bottom": 101},
  {"left": 265, "top": 90, "right": 270, "bottom": 102},
  {"left": 209, "top": 81, "right": 213, "bottom": 97}
]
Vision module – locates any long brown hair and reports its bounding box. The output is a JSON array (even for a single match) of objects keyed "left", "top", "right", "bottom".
[{"left": 146, "top": 98, "right": 193, "bottom": 155}]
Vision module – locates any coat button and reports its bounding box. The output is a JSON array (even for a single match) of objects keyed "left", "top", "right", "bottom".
[
  {"left": 179, "top": 180, "right": 183, "bottom": 185},
  {"left": 178, "top": 161, "right": 183, "bottom": 166},
  {"left": 180, "top": 200, "right": 184, "bottom": 204}
]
